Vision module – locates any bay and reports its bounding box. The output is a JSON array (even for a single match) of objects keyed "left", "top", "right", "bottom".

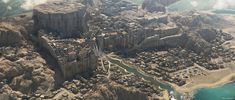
[{"left": 193, "top": 82, "right": 235, "bottom": 100}]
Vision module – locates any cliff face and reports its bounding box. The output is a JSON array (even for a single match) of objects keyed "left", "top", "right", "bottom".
[
  {"left": 33, "top": 1, "right": 88, "bottom": 38},
  {"left": 0, "top": 22, "right": 24, "bottom": 47},
  {"left": 137, "top": 32, "right": 212, "bottom": 55},
  {"left": 37, "top": 31, "right": 97, "bottom": 79},
  {"left": 33, "top": 1, "right": 98, "bottom": 79}
]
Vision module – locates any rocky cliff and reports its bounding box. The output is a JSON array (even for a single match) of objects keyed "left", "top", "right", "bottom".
[
  {"left": 137, "top": 32, "right": 212, "bottom": 55},
  {"left": 33, "top": 1, "right": 98, "bottom": 79},
  {"left": 33, "top": 1, "right": 88, "bottom": 38},
  {"left": 0, "top": 22, "right": 25, "bottom": 47}
]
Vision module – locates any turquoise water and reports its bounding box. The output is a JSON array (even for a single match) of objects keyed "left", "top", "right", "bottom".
[
  {"left": 193, "top": 82, "right": 235, "bottom": 100},
  {"left": 212, "top": 9, "right": 235, "bottom": 14}
]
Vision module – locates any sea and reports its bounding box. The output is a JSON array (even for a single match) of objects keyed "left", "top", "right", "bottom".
[{"left": 193, "top": 82, "right": 235, "bottom": 100}]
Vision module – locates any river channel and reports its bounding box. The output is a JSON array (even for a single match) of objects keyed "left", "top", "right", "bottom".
[{"left": 107, "top": 56, "right": 183, "bottom": 100}]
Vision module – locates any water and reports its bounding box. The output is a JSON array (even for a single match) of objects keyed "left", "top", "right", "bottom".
[
  {"left": 193, "top": 82, "right": 235, "bottom": 100},
  {"left": 167, "top": 0, "right": 235, "bottom": 15},
  {"left": 0, "top": 0, "right": 26, "bottom": 17},
  {"left": 107, "top": 56, "right": 183, "bottom": 100},
  {"left": 212, "top": 9, "right": 235, "bottom": 15}
]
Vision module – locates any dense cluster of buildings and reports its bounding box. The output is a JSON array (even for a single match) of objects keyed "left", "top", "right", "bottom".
[{"left": 1, "top": 0, "right": 234, "bottom": 99}]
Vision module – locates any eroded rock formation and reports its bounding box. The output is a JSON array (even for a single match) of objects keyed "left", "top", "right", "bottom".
[
  {"left": 0, "top": 22, "right": 25, "bottom": 47},
  {"left": 33, "top": 1, "right": 98, "bottom": 79},
  {"left": 0, "top": 46, "right": 55, "bottom": 97},
  {"left": 33, "top": 1, "right": 88, "bottom": 38}
]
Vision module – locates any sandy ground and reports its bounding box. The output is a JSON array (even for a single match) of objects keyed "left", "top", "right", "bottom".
[
  {"left": 172, "top": 62, "right": 235, "bottom": 93},
  {"left": 171, "top": 14, "right": 235, "bottom": 94}
]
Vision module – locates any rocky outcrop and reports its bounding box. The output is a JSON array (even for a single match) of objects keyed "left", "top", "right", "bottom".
[
  {"left": 171, "top": 11, "right": 229, "bottom": 28},
  {"left": 142, "top": 0, "right": 179, "bottom": 13},
  {"left": 196, "top": 28, "right": 218, "bottom": 42},
  {"left": 137, "top": 34, "right": 182, "bottom": 49},
  {"left": 85, "top": 83, "right": 148, "bottom": 100},
  {"left": 101, "top": 0, "right": 138, "bottom": 16},
  {"left": 33, "top": 1, "right": 88, "bottom": 38},
  {"left": 183, "top": 33, "right": 212, "bottom": 55},
  {"left": 0, "top": 22, "right": 24, "bottom": 47},
  {"left": 0, "top": 93, "right": 14, "bottom": 100},
  {"left": 136, "top": 32, "right": 212, "bottom": 55},
  {"left": 142, "top": 0, "right": 166, "bottom": 13},
  {"left": 0, "top": 46, "right": 55, "bottom": 96}
]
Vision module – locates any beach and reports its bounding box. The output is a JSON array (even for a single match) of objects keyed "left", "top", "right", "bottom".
[{"left": 171, "top": 62, "right": 235, "bottom": 93}]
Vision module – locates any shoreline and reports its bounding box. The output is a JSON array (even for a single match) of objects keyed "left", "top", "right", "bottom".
[
  {"left": 172, "top": 73, "right": 235, "bottom": 94},
  {"left": 170, "top": 62, "right": 235, "bottom": 95}
]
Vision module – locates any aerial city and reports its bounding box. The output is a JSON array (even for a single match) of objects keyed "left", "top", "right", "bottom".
[{"left": 0, "top": 0, "right": 235, "bottom": 100}]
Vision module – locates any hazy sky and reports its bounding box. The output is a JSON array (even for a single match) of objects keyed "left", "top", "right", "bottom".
[
  {"left": 189, "top": 0, "right": 235, "bottom": 9},
  {"left": 21, "top": 0, "right": 51, "bottom": 10},
  {"left": 213, "top": 0, "right": 235, "bottom": 9},
  {"left": 1, "top": 0, "right": 51, "bottom": 10},
  {"left": 2, "top": 0, "right": 235, "bottom": 10}
]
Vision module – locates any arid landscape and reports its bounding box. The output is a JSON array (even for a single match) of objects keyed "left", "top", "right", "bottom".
[{"left": 0, "top": 0, "right": 235, "bottom": 100}]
